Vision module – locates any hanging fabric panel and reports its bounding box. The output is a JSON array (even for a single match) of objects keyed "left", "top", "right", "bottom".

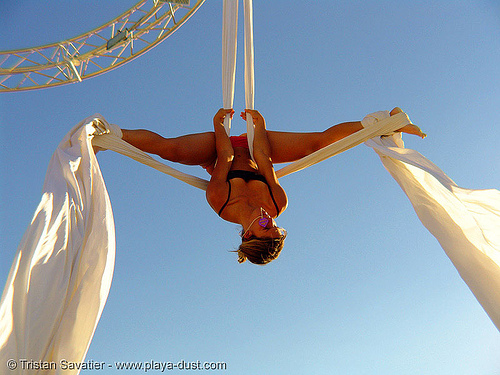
[
  {"left": 221, "top": 0, "right": 256, "bottom": 159},
  {"left": 221, "top": 0, "right": 238, "bottom": 135},
  {"left": 243, "top": 0, "right": 256, "bottom": 160},
  {"left": 364, "top": 113, "right": 500, "bottom": 331},
  {"left": 0, "top": 116, "right": 116, "bottom": 374}
]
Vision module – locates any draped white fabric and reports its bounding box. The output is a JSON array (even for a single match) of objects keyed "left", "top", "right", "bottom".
[
  {"left": 221, "top": 0, "right": 238, "bottom": 135},
  {"left": 243, "top": 0, "right": 255, "bottom": 160},
  {"left": 222, "top": 0, "right": 256, "bottom": 159},
  {"left": 364, "top": 113, "right": 500, "bottom": 331},
  {"left": 0, "top": 117, "right": 116, "bottom": 374}
]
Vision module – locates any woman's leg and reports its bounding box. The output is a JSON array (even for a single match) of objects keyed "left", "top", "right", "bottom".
[
  {"left": 266, "top": 121, "right": 363, "bottom": 164},
  {"left": 122, "top": 129, "right": 217, "bottom": 168},
  {"left": 267, "top": 108, "right": 425, "bottom": 164}
]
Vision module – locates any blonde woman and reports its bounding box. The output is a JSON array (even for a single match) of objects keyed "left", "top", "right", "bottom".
[{"left": 121, "top": 107, "right": 425, "bottom": 264}]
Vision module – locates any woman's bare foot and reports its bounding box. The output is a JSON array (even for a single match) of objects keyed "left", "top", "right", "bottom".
[
  {"left": 390, "top": 107, "right": 427, "bottom": 138},
  {"left": 396, "top": 124, "right": 427, "bottom": 138}
]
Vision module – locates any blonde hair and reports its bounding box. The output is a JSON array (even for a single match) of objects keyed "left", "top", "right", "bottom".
[{"left": 235, "top": 232, "right": 287, "bottom": 265}]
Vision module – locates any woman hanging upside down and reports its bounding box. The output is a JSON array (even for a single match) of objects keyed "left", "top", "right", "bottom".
[{"left": 121, "top": 107, "right": 425, "bottom": 265}]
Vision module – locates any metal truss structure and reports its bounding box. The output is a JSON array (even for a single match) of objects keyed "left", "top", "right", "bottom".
[{"left": 0, "top": 0, "right": 205, "bottom": 92}]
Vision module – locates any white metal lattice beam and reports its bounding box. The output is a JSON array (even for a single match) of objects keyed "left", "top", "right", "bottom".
[{"left": 0, "top": 0, "right": 205, "bottom": 92}]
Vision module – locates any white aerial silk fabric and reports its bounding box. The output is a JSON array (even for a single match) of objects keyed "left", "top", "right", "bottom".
[
  {"left": 243, "top": 0, "right": 256, "bottom": 160},
  {"left": 0, "top": 116, "right": 116, "bottom": 374},
  {"left": 221, "top": 0, "right": 238, "bottom": 135},
  {"left": 364, "top": 112, "right": 500, "bottom": 331},
  {"left": 222, "top": 0, "right": 256, "bottom": 159}
]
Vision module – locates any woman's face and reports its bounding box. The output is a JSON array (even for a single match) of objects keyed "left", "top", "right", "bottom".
[{"left": 243, "top": 208, "right": 286, "bottom": 240}]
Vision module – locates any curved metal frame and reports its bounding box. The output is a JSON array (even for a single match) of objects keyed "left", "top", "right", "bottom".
[{"left": 0, "top": 0, "right": 205, "bottom": 92}]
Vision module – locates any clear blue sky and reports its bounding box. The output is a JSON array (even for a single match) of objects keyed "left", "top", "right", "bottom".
[{"left": 1, "top": 1, "right": 499, "bottom": 374}]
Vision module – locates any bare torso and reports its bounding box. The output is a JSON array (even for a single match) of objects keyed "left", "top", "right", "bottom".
[{"left": 217, "top": 145, "right": 281, "bottom": 223}]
